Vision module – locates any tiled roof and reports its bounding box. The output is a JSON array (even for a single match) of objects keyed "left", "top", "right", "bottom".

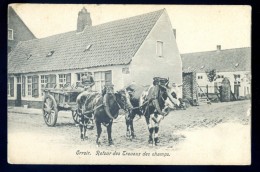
[
  {"left": 8, "top": 9, "right": 164, "bottom": 74},
  {"left": 181, "top": 47, "right": 251, "bottom": 73}
]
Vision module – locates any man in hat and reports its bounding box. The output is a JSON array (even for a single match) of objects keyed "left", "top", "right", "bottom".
[{"left": 79, "top": 70, "right": 95, "bottom": 91}]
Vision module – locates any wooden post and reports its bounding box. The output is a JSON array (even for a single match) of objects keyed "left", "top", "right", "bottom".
[{"left": 206, "top": 85, "right": 209, "bottom": 98}]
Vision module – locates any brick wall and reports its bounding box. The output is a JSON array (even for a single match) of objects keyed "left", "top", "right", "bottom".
[{"left": 182, "top": 72, "right": 198, "bottom": 105}]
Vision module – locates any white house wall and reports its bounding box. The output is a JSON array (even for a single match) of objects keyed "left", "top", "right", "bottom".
[
  {"left": 9, "top": 65, "right": 127, "bottom": 103},
  {"left": 126, "top": 10, "right": 182, "bottom": 96},
  {"left": 196, "top": 71, "right": 251, "bottom": 97}
]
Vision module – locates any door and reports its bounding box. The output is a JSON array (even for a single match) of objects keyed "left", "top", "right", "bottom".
[
  {"left": 16, "top": 84, "right": 22, "bottom": 106},
  {"left": 234, "top": 84, "right": 240, "bottom": 99}
]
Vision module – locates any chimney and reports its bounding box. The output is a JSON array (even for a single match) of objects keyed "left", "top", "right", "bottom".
[
  {"left": 217, "top": 45, "right": 221, "bottom": 51},
  {"left": 77, "top": 7, "right": 92, "bottom": 32},
  {"left": 173, "top": 29, "right": 176, "bottom": 39}
]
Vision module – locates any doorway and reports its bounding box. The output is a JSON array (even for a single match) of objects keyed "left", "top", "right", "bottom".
[{"left": 15, "top": 84, "right": 22, "bottom": 106}]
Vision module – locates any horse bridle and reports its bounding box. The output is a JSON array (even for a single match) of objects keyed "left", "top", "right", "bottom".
[{"left": 112, "top": 91, "right": 130, "bottom": 112}]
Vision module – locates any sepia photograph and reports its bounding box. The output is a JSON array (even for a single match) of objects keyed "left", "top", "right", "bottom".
[{"left": 7, "top": 4, "right": 251, "bottom": 165}]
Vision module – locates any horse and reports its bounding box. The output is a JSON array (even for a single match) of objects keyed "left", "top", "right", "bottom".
[
  {"left": 76, "top": 85, "right": 133, "bottom": 146},
  {"left": 125, "top": 80, "right": 181, "bottom": 145}
]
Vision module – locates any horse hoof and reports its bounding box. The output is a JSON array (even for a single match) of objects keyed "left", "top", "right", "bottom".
[
  {"left": 109, "top": 143, "right": 115, "bottom": 147},
  {"left": 154, "top": 138, "right": 160, "bottom": 146}
]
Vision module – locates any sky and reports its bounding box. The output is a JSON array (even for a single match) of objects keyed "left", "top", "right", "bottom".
[{"left": 11, "top": 4, "right": 251, "bottom": 54}]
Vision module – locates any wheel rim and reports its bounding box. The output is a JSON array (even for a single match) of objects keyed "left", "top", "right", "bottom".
[{"left": 43, "top": 97, "right": 57, "bottom": 126}]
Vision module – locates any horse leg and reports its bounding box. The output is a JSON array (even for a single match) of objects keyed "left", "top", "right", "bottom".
[
  {"left": 80, "top": 124, "right": 84, "bottom": 141},
  {"left": 145, "top": 115, "right": 154, "bottom": 145},
  {"left": 154, "top": 114, "right": 163, "bottom": 146},
  {"left": 96, "top": 121, "right": 102, "bottom": 146},
  {"left": 107, "top": 122, "right": 114, "bottom": 146},
  {"left": 125, "top": 113, "right": 131, "bottom": 138},
  {"left": 130, "top": 115, "right": 136, "bottom": 139},
  {"left": 83, "top": 119, "right": 88, "bottom": 140},
  {"left": 79, "top": 115, "right": 85, "bottom": 141},
  {"left": 154, "top": 124, "right": 160, "bottom": 146}
]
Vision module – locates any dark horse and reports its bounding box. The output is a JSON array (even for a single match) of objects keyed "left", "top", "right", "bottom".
[
  {"left": 125, "top": 80, "right": 180, "bottom": 145},
  {"left": 76, "top": 85, "right": 132, "bottom": 146}
]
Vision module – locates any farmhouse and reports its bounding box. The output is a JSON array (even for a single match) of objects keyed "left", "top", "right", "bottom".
[
  {"left": 8, "top": 8, "right": 182, "bottom": 108},
  {"left": 181, "top": 46, "right": 251, "bottom": 100}
]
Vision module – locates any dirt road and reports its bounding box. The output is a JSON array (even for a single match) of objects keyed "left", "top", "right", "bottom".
[{"left": 8, "top": 100, "right": 251, "bottom": 164}]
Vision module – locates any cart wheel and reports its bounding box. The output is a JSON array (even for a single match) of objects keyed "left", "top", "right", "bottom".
[
  {"left": 72, "top": 110, "right": 80, "bottom": 124},
  {"left": 43, "top": 94, "right": 58, "bottom": 127}
]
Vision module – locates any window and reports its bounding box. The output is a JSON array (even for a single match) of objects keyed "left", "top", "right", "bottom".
[
  {"left": 94, "top": 71, "right": 112, "bottom": 92},
  {"left": 59, "top": 74, "right": 66, "bottom": 88},
  {"left": 27, "top": 76, "right": 32, "bottom": 96},
  {"left": 198, "top": 76, "right": 203, "bottom": 79},
  {"left": 41, "top": 75, "right": 49, "bottom": 95},
  {"left": 77, "top": 73, "right": 88, "bottom": 82},
  {"left": 8, "top": 29, "right": 14, "bottom": 40},
  {"left": 217, "top": 75, "right": 224, "bottom": 79},
  {"left": 8, "top": 77, "right": 14, "bottom": 97},
  {"left": 156, "top": 41, "right": 163, "bottom": 57},
  {"left": 84, "top": 44, "right": 92, "bottom": 52},
  {"left": 32, "top": 75, "right": 39, "bottom": 97},
  {"left": 17, "top": 76, "right": 21, "bottom": 84},
  {"left": 234, "top": 74, "right": 241, "bottom": 82},
  {"left": 122, "top": 67, "right": 130, "bottom": 74},
  {"left": 41, "top": 75, "right": 48, "bottom": 89},
  {"left": 8, "top": 79, "right": 10, "bottom": 96}
]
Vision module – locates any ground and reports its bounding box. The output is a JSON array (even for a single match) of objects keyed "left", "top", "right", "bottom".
[{"left": 8, "top": 100, "right": 251, "bottom": 165}]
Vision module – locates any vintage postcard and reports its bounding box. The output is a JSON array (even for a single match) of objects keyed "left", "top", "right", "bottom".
[{"left": 7, "top": 4, "right": 251, "bottom": 165}]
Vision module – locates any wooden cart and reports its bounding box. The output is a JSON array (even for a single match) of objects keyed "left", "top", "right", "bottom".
[{"left": 42, "top": 86, "right": 94, "bottom": 128}]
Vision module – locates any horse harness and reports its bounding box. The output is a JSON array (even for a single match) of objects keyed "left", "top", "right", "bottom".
[{"left": 80, "top": 92, "right": 123, "bottom": 122}]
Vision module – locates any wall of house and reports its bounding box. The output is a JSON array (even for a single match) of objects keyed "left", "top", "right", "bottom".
[
  {"left": 126, "top": 10, "right": 182, "bottom": 96},
  {"left": 196, "top": 71, "right": 251, "bottom": 97},
  {"left": 8, "top": 7, "right": 35, "bottom": 52},
  {"left": 8, "top": 65, "right": 127, "bottom": 108}
]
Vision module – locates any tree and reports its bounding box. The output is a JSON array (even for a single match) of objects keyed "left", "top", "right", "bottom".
[{"left": 205, "top": 69, "right": 217, "bottom": 82}]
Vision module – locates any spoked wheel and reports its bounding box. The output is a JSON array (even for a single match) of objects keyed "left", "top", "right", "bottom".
[
  {"left": 72, "top": 110, "right": 80, "bottom": 124},
  {"left": 43, "top": 95, "right": 58, "bottom": 127}
]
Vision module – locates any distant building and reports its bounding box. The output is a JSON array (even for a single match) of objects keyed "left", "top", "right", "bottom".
[
  {"left": 8, "top": 6, "right": 36, "bottom": 53},
  {"left": 8, "top": 8, "right": 182, "bottom": 108},
  {"left": 182, "top": 46, "right": 251, "bottom": 99}
]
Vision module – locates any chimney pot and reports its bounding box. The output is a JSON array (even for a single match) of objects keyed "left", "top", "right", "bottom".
[{"left": 217, "top": 45, "right": 221, "bottom": 51}]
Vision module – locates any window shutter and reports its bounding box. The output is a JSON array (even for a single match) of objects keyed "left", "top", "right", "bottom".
[
  {"left": 66, "top": 73, "right": 71, "bottom": 85},
  {"left": 49, "top": 74, "right": 56, "bottom": 88},
  {"left": 22, "top": 76, "right": 26, "bottom": 97},
  {"left": 105, "top": 71, "right": 112, "bottom": 85},
  {"left": 10, "top": 77, "right": 14, "bottom": 97},
  {"left": 32, "top": 75, "right": 39, "bottom": 97}
]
